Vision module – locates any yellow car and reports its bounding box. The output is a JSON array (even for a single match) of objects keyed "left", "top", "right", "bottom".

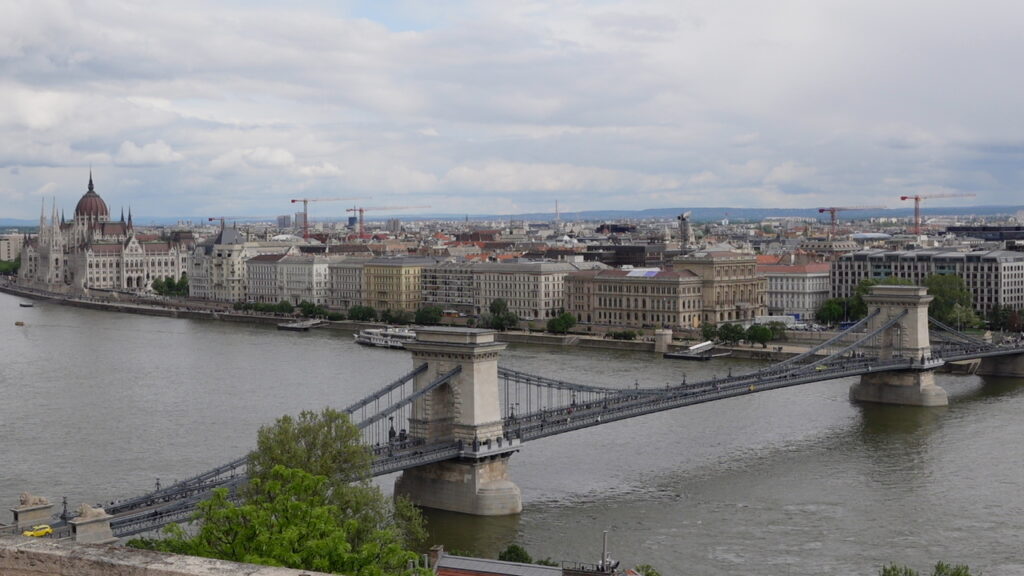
[{"left": 22, "top": 524, "right": 53, "bottom": 537}]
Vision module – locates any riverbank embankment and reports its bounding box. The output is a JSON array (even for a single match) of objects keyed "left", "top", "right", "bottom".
[{"left": 2, "top": 280, "right": 814, "bottom": 360}]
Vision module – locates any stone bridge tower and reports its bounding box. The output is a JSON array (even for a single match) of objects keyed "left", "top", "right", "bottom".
[
  {"left": 394, "top": 327, "right": 522, "bottom": 515},
  {"left": 849, "top": 285, "right": 948, "bottom": 406}
]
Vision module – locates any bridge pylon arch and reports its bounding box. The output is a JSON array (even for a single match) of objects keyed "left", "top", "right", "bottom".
[
  {"left": 850, "top": 285, "right": 948, "bottom": 406},
  {"left": 394, "top": 327, "right": 522, "bottom": 515}
]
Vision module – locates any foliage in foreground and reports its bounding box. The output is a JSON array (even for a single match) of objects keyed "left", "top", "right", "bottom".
[
  {"left": 135, "top": 466, "right": 424, "bottom": 575},
  {"left": 131, "top": 408, "right": 427, "bottom": 575}
]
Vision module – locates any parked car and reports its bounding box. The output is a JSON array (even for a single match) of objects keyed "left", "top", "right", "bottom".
[{"left": 22, "top": 524, "right": 53, "bottom": 537}]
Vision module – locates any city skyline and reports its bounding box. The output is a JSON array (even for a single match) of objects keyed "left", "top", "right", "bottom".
[{"left": 3, "top": 1, "right": 1023, "bottom": 219}]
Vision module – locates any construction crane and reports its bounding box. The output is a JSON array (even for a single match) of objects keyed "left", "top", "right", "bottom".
[
  {"left": 899, "top": 193, "right": 977, "bottom": 235},
  {"left": 345, "top": 205, "right": 431, "bottom": 237},
  {"left": 290, "top": 197, "right": 368, "bottom": 239},
  {"left": 816, "top": 206, "right": 885, "bottom": 237}
]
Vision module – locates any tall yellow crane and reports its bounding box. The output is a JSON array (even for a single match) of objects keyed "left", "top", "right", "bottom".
[
  {"left": 346, "top": 205, "right": 431, "bottom": 237},
  {"left": 290, "top": 197, "right": 368, "bottom": 239},
  {"left": 816, "top": 206, "right": 885, "bottom": 237},
  {"left": 899, "top": 193, "right": 976, "bottom": 235}
]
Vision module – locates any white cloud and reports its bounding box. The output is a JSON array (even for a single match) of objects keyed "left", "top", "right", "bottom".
[
  {"left": 1, "top": 0, "right": 1023, "bottom": 217},
  {"left": 764, "top": 162, "right": 816, "bottom": 185},
  {"left": 115, "top": 140, "right": 184, "bottom": 166}
]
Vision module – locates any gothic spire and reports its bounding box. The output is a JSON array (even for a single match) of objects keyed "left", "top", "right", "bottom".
[
  {"left": 121, "top": 207, "right": 125, "bottom": 223},
  {"left": 88, "top": 169, "right": 94, "bottom": 192}
]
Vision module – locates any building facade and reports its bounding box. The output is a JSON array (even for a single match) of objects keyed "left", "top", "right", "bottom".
[
  {"left": 473, "top": 260, "right": 609, "bottom": 320},
  {"left": 362, "top": 258, "right": 434, "bottom": 313},
  {"left": 0, "top": 234, "right": 24, "bottom": 262},
  {"left": 564, "top": 268, "right": 704, "bottom": 329},
  {"left": 421, "top": 261, "right": 476, "bottom": 313},
  {"left": 672, "top": 251, "right": 767, "bottom": 324},
  {"left": 832, "top": 248, "right": 1024, "bottom": 312},
  {"left": 327, "top": 259, "right": 365, "bottom": 311},
  {"left": 19, "top": 174, "right": 192, "bottom": 294},
  {"left": 758, "top": 262, "right": 831, "bottom": 320}
]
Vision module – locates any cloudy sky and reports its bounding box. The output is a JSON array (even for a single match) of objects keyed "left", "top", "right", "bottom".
[{"left": 2, "top": 0, "right": 1022, "bottom": 221}]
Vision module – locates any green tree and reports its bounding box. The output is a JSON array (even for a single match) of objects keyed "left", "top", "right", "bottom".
[
  {"left": 150, "top": 276, "right": 166, "bottom": 294},
  {"left": 816, "top": 298, "right": 846, "bottom": 325},
  {"left": 498, "top": 544, "right": 532, "bottom": 563},
  {"left": 924, "top": 274, "right": 974, "bottom": 325},
  {"left": 348, "top": 305, "right": 378, "bottom": 322},
  {"left": 164, "top": 275, "right": 178, "bottom": 294},
  {"left": 700, "top": 323, "right": 718, "bottom": 341},
  {"left": 275, "top": 300, "right": 295, "bottom": 314},
  {"left": 987, "top": 304, "right": 1012, "bottom": 330},
  {"left": 745, "top": 324, "right": 773, "bottom": 348},
  {"left": 0, "top": 255, "right": 20, "bottom": 274},
  {"left": 414, "top": 305, "right": 444, "bottom": 325},
  {"left": 766, "top": 321, "right": 788, "bottom": 341},
  {"left": 381, "top": 309, "right": 414, "bottom": 325},
  {"left": 849, "top": 277, "right": 913, "bottom": 319},
  {"left": 947, "top": 303, "right": 981, "bottom": 331},
  {"left": 135, "top": 466, "right": 424, "bottom": 576},
  {"left": 248, "top": 408, "right": 426, "bottom": 551},
  {"left": 177, "top": 272, "right": 189, "bottom": 296},
  {"left": 546, "top": 311, "right": 577, "bottom": 334},
  {"left": 484, "top": 299, "right": 518, "bottom": 331},
  {"left": 717, "top": 323, "right": 744, "bottom": 344}
]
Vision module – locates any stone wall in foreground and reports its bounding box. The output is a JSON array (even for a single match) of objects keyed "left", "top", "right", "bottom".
[{"left": 0, "top": 535, "right": 334, "bottom": 576}]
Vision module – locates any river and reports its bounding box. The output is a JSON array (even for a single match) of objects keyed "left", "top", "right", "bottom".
[{"left": 2, "top": 291, "right": 1023, "bottom": 574}]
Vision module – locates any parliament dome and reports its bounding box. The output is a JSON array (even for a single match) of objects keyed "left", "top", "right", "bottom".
[{"left": 74, "top": 173, "right": 109, "bottom": 219}]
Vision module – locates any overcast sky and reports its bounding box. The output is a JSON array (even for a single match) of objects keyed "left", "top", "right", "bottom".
[{"left": 2, "top": 0, "right": 1022, "bottom": 221}]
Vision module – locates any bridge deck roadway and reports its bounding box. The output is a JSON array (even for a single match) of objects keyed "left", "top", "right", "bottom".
[{"left": 68, "top": 340, "right": 1024, "bottom": 536}]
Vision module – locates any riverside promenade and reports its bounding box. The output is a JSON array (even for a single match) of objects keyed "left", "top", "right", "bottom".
[{"left": 0, "top": 276, "right": 811, "bottom": 358}]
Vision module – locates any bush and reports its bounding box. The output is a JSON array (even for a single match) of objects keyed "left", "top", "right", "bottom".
[
  {"left": 547, "top": 312, "right": 577, "bottom": 334},
  {"left": 415, "top": 305, "right": 444, "bottom": 325},
  {"left": 608, "top": 330, "right": 638, "bottom": 340},
  {"left": 347, "top": 305, "right": 377, "bottom": 322}
]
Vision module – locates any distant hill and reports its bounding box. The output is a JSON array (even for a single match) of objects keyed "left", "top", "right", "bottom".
[{"left": 3, "top": 204, "right": 1020, "bottom": 227}]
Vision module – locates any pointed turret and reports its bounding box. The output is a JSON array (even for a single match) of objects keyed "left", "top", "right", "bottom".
[
  {"left": 120, "top": 207, "right": 125, "bottom": 222},
  {"left": 127, "top": 206, "right": 133, "bottom": 230},
  {"left": 88, "top": 169, "right": 94, "bottom": 192}
]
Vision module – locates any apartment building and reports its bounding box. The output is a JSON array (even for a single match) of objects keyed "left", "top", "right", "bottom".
[
  {"left": 473, "top": 260, "right": 609, "bottom": 320},
  {"left": 363, "top": 258, "right": 435, "bottom": 313},
  {"left": 327, "top": 259, "right": 365, "bottom": 311},
  {"left": 757, "top": 262, "right": 831, "bottom": 320},
  {"left": 421, "top": 261, "right": 476, "bottom": 314},
  {"left": 832, "top": 248, "right": 1024, "bottom": 312}
]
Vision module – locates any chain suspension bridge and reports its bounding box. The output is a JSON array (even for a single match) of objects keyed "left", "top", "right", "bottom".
[{"left": 9, "top": 286, "right": 1024, "bottom": 540}]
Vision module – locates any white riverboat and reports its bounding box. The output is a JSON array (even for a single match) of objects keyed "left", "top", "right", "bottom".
[{"left": 354, "top": 326, "right": 417, "bottom": 349}]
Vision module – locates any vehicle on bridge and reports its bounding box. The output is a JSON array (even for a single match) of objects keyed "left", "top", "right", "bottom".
[{"left": 22, "top": 524, "right": 52, "bottom": 537}]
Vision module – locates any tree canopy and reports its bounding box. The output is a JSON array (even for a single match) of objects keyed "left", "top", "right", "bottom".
[
  {"left": 924, "top": 274, "right": 978, "bottom": 327},
  {"left": 745, "top": 324, "right": 773, "bottom": 348},
  {"left": 133, "top": 408, "right": 427, "bottom": 575},
  {"left": 484, "top": 299, "right": 518, "bottom": 331},
  {"left": 147, "top": 466, "right": 424, "bottom": 575},
  {"left": 414, "top": 305, "right": 443, "bottom": 325},
  {"left": 816, "top": 298, "right": 846, "bottom": 325},
  {"left": 849, "top": 277, "right": 913, "bottom": 319},
  {"left": 546, "top": 311, "right": 577, "bottom": 334},
  {"left": 348, "top": 305, "right": 378, "bottom": 322}
]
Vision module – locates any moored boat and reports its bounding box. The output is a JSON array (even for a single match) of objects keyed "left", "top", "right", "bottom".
[{"left": 354, "top": 326, "right": 417, "bottom": 349}]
